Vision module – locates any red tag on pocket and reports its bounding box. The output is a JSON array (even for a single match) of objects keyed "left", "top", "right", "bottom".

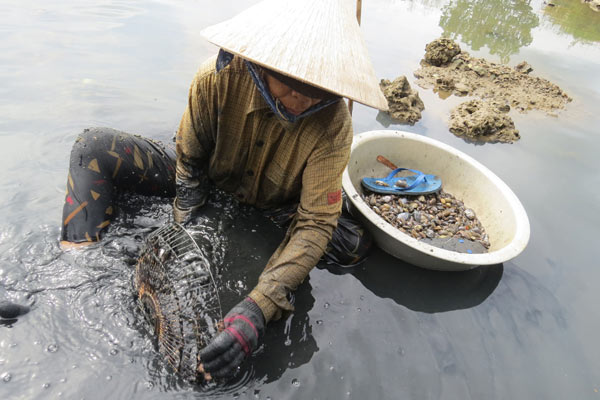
[{"left": 327, "top": 189, "right": 342, "bottom": 205}]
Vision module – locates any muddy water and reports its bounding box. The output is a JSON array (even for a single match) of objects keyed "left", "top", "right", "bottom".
[{"left": 0, "top": 0, "right": 599, "bottom": 399}]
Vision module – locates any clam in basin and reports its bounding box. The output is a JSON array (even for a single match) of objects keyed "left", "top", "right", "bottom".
[{"left": 342, "top": 130, "right": 530, "bottom": 271}]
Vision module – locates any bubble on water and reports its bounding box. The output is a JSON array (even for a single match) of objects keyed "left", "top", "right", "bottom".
[
  {"left": 106, "top": 375, "right": 112, "bottom": 381},
  {"left": 1, "top": 372, "right": 11, "bottom": 382},
  {"left": 323, "top": 302, "right": 329, "bottom": 309},
  {"left": 316, "top": 320, "right": 323, "bottom": 325},
  {"left": 109, "top": 349, "right": 118, "bottom": 356},
  {"left": 46, "top": 344, "right": 58, "bottom": 353},
  {"left": 340, "top": 375, "right": 344, "bottom": 380},
  {"left": 360, "top": 295, "right": 364, "bottom": 301},
  {"left": 59, "top": 378, "right": 67, "bottom": 383},
  {"left": 291, "top": 378, "right": 300, "bottom": 387},
  {"left": 8, "top": 343, "right": 17, "bottom": 348},
  {"left": 356, "top": 307, "right": 361, "bottom": 312},
  {"left": 71, "top": 364, "right": 78, "bottom": 369},
  {"left": 329, "top": 366, "right": 335, "bottom": 371},
  {"left": 284, "top": 338, "right": 291, "bottom": 346},
  {"left": 42, "top": 383, "right": 51, "bottom": 389}
]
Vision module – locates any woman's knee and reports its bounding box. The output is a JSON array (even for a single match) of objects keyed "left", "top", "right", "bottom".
[{"left": 67, "top": 128, "right": 123, "bottom": 178}]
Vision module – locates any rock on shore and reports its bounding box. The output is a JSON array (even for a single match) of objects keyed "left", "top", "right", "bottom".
[
  {"left": 414, "top": 38, "right": 572, "bottom": 115},
  {"left": 449, "top": 100, "right": 520, "bottom": 143},
  {"left": 379, "top": 76, "right": 425, "bottom": 125}
]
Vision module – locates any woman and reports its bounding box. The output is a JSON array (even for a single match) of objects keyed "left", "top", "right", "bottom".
[{"left": 60, "top": 0, "right": 388, "bottom": 380}]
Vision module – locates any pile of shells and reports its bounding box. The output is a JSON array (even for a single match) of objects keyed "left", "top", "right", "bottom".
[{"left": 362, "top": 190, "right": 490, "bottom": 251}]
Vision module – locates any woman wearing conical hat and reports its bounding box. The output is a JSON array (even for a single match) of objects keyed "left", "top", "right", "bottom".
[{"left": 59, "top": 0, "right": 386, "bottom": 380}]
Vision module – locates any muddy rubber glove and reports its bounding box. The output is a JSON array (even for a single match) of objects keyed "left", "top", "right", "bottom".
[
  {"left": 199, "top": 297, "right": 265, "bottom": 379},
  {"left": 173, "top": 164, "right": 209, "bottom": 225}
]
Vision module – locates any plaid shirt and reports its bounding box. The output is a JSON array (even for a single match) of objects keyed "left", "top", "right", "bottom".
[{"left": 176, "top": 55, "right": 353, "bottom": 321}]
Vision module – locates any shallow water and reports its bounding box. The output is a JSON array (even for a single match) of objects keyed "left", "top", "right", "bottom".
[{"left": 1, "top": 0, "right": 599, "bottom": 399}]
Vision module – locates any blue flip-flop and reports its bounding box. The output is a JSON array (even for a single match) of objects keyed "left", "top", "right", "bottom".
[{"left": 361, "top": 168, "right": 442, "bottom": 195}]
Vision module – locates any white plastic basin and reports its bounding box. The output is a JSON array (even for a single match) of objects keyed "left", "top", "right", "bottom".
[{"left": 342, "top": 130, "right": 530, "bottom": 271}]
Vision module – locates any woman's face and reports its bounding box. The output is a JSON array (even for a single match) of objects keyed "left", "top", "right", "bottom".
[{"left": 264, "top": 73, "right": 322, "bottom": 116}]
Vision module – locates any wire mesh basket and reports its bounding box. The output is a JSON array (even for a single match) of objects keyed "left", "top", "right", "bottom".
[{"left": 135, "top": 223, "right": 223, "bottom": 382}]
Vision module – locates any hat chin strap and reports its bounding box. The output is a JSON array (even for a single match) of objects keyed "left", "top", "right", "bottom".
[
  {"left": 260, "top": 71, "right": 291, "bottom": 119},
  {"left": 274, "top": 98, "right": 291, "bottom": 120}
]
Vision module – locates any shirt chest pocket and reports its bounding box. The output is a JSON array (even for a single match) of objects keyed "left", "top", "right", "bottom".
[
  {"left": 264, "top": 162, "right": 286, "bottom": 186},
  {"left": 262, "top": 160, "right": 303, "bottom": 203}
]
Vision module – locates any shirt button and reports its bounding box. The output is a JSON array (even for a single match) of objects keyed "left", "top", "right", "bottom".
[
  {"left": 247, "top": 170, "right": 254, "bottom": 176},
  {"left": 256, "top": 140, "right": 264, "bottom": 147}
]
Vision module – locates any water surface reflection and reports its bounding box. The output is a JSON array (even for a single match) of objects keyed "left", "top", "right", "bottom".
[
  {"left": 542, "top": 0, "right": 600, "bottom": 43},
  {"left": 440, "top": 0, "right": 539, "bottom": 62}
]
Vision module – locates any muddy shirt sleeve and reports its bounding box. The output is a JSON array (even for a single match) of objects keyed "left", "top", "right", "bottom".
[
  {"left": 249, "top": 111, "right": 353, "bottom": 322},
  {"left": 175, "top": 58, "right": 219, "bottom": 213}
]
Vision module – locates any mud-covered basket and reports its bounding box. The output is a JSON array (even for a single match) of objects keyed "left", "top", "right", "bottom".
[{"left": 135, "top": 223, "right": 223, "bottom": 382}]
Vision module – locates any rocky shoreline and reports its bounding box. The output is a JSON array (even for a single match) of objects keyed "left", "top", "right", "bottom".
[
  {"left": 413, "top": 38, "right": 572, "bottom": 143},
  {"left": 414, "top": 38, "right": 572, "bottom": 115}
]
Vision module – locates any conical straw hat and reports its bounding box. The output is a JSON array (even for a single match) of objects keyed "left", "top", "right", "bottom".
[{"left": 200, "top": 0, "right": 388, "bottom": 111}]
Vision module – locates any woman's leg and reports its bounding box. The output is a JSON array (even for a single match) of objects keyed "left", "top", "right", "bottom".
[{"left": 61, "top": 127, "right": 176, "bottom": 244}]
